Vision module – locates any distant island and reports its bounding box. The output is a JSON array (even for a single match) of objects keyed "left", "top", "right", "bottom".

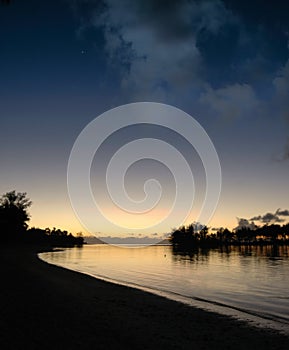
[{"left": 170, "top": 223, "right": 289, "bottom": 248}]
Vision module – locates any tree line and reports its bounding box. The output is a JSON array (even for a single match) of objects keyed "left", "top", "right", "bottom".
[
  {"left": 0, "top": 190, "right": 83, "bottom": 246},
  {"left": 170, "top": 222, "right": 289, "bottom": 248},
  {"left": 2, "top": 189, "right": 288, "bottom": 249}
]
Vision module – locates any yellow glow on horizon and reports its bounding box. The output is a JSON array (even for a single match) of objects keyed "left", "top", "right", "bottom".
[
  {"left": 29, "top": 201, "right": 239, "bottom": 237},
  {"left": 27, "top": 185, "right": 288, "bottom": 237}
]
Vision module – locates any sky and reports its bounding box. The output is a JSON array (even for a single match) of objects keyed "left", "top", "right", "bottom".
[{"left": 1, "top": 0, "right": 289, "bottom": 239}]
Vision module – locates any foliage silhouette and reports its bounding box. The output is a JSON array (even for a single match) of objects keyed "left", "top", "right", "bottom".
[
  {"left": 0, "top": 191, "right": 32, "bottom": 241},
  {"left": 0, "top": 190, "right": 83, "bottom": 246},
  {"left": 170, "top": 222, "right": 289, "bottom": 249}
]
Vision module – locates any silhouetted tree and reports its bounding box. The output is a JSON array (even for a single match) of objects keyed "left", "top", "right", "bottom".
[
  {"left": 170, "top": 221, "right": 289, "bottom": 250},
  {"left": 0, "top": 190, "right": 84, "bottom": 246},
  {"left": 171, "top": 223, "right": 201, "bottom": 247},
  {"left": 0, "top": 191, "right": 32, "bottom": 241},
  {"left": 216, "top": 228, "right": 234, "bottom": 244},
  {"left": 200, "top": 225, "right": 208, "bottom": 240}
]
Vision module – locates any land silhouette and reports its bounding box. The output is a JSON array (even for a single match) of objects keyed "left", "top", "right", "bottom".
[
  {"left": 0, "top": 190, "right": 83, "bottom": 246},
  {"left": 1, "top": 190, "right": 288, "bottom": 249},
  {"left": 170, "top": 223, "right": 289, "bottom": 249},
  {"left": 1, "top": 190, "right": 289, "bottom": 349}
]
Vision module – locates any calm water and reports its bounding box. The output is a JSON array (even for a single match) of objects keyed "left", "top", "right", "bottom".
[{"left": 39, "top": 244, "right": 289, "bottom": 333}]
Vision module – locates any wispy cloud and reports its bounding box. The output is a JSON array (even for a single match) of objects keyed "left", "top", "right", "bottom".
[
  {"left": 199, "top": 83, "right": 259, "bottom": 121},
  {"left": 275, "top": 138, "right": 289, "bottom": 161},
  {"left": 71, "top": 0, "right": 289, "bottom": 153},
  {"left": 250, "top": 209, "right": 289, "bottom": 224},
  {"left": 74, "top": 0, "right": 237, "bottom": 100},
  {"left": 276, "top": 208, "right": 289, "bottom": 216}
]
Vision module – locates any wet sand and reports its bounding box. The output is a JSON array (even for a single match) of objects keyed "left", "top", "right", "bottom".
[{"left": 0, "top": 245, "right": 288, "bottom": 349}]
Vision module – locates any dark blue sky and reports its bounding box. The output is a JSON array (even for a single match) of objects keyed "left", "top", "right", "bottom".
[{"left": 1, "top": 0, "right": 289, "bottom": 234}]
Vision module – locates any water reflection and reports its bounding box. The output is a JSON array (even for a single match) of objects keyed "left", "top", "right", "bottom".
[
  {"left": 40, "top": 244, "right": 289, "bottom": 327},
  {"left": 171, "top": 244, "right": 289, "bottom": 261}
]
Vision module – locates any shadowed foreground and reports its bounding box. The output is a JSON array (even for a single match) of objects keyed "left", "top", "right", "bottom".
[{"left": 0, "top": 245, "right": 288, "bottom": 350}]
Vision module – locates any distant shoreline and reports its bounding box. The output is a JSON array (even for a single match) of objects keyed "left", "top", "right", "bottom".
[{"left": 1, "top": 244, "right": 288, "bottom": 349}]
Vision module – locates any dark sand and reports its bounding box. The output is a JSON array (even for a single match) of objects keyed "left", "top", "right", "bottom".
[{"left": 0, "top": 245, "right": 288, "bottom": 350}]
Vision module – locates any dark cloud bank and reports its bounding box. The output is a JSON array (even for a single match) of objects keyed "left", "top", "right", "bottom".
[{"left": 71, "top": 0, "right": 289, "bottom": 158}]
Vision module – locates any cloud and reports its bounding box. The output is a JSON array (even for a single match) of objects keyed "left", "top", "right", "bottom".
[
  {"left": 250, "top": 215, "right": 261, "bottom": 221},
  {"left": 84, "top": 0, "right": 236, "bottom": 100},
  {"left": 271, "top": 59, "right": 289, "bottom": 160},
  {"left": 273, "top": 59, "right": 289, "bottom": 121},
  {"left": 282, "top": 139, "right": 289, "bottom": 160},
  {"left": 234, "top": 218, "right": 256, "bottom": 231},
  {"left": 261, "top": 212, "right": 284, "bottom": 223},
  {"left": 199, "top": 83, "right": 259, "bottom": 120},
  {"left": 98, "top": 236, "right": 162, "bottom": 244},
  {"left": 211, "top": 227, "right": 223, "bottom": 231},
  {"left": 275, "top": 137, "right": 289, "bottom": 161},
  {"left": 276, "top": 208, "right": 289, "bottom": 216},
  {"left": 249, "top": 209, "right": 289, "bottom": 224},
  {"left": 71, "top": 0, "right": 289, "bottom": 152}
]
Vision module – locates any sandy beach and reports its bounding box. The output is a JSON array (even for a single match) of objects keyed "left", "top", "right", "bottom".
[{"left": 0, "top": 245, "right": 288, "bottom": 350}]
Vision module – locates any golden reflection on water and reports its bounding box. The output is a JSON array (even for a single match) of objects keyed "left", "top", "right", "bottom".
[{"left": 41, "top": 244, "right": 289, "bottom": 325}]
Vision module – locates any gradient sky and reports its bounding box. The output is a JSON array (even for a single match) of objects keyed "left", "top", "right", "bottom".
[{"left": 1, "top": 0, "right": 289, "bottom": 237}]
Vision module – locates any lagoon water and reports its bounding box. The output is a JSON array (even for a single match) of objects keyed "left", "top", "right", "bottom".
[{"left": 39, "top": 244, "right": 289, "bottom": 332}]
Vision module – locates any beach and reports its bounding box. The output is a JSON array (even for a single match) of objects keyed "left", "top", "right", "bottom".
[{"left": 0, "top": 245, "right": 288, "bottom": 350}]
